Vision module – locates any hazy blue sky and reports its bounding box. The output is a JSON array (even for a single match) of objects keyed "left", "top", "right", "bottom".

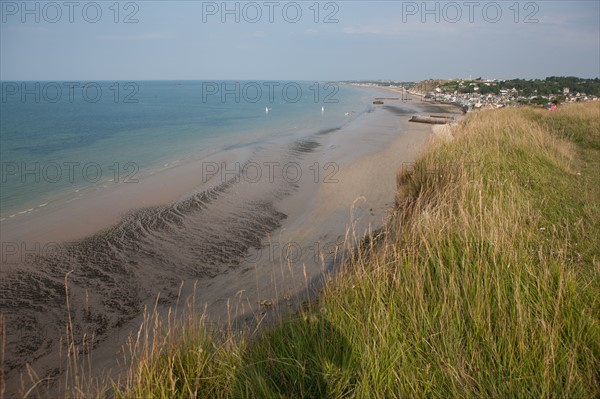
[{"left": 1, "top": 1, "right": 598, "bottom": 81}]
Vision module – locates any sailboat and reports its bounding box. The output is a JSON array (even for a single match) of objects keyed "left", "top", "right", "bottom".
[
  {"left": 265, "top": 106, "right": 269, "bottom": 114},
  {"left": 321, "top": 106, "right": 324, "bottom": 114}
]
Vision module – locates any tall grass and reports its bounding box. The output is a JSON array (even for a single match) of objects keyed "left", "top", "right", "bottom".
[
  {"left": 318, "top": 102, "right": 599, "bottom": 398},
  {"left": 7, "top": 103, "right": 599, "bottom": 398}
]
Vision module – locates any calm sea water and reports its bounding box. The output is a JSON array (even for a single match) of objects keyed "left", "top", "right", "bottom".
[{"left": 0, "top": 81, "right": 371, "bottom": 219}]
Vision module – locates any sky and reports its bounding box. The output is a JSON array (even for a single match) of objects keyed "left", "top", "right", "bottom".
[{"left": 1, "top": 0, "right": 599, "bottom": 81}]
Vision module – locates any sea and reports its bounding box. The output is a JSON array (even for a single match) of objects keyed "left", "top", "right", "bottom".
[
  {"left": 1, "top": 80, "right": 395, "bottom": 391},
  {"left": 0, "top": 80, "right": 373, "bottom": 220}
]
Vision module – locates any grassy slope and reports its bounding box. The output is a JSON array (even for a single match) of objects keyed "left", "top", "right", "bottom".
[{"left": 110, "top": 103, "right": 599, "bottom": 399}]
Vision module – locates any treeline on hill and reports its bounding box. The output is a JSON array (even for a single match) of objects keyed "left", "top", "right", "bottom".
[{"left": 439, "top": 76, "right": 600, "bottom": 97}]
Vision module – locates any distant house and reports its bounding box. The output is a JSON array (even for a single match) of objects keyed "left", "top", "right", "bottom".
[{"left": 563, "top": 87, "right": 570, "bottom": 94}]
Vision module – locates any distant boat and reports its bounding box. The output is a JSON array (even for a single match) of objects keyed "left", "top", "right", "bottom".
[
  {"left": 321, "top": 106, "right": 324, "bottom": 114},
  {"left": 265, "top": 106, "right": 271, "bottom": 114}
]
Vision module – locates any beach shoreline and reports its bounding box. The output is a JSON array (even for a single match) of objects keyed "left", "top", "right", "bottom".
[{"left": 0, "top": 90, "right": 462, "bottom": 397}]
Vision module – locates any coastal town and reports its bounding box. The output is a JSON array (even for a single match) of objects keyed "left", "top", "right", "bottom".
[{"left": 350, "top": 77, "right": 600, "bottom": 112}]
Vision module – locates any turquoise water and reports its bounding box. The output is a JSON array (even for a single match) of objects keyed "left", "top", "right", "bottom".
[{"left": 0, "top": 81, "right": 371, "bottom": 218}]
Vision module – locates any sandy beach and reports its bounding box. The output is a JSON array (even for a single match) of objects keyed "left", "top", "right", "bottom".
[{"left": 0, "top": 90, "right": 462, "bottom": 396}]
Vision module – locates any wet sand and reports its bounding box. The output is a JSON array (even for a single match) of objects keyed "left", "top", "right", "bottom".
[
  {"left": 0, "top": 146, "right": 256, "bottom": 245},
  {"left": 0, "top": 91, "right": 461, "bottom": 397}
]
